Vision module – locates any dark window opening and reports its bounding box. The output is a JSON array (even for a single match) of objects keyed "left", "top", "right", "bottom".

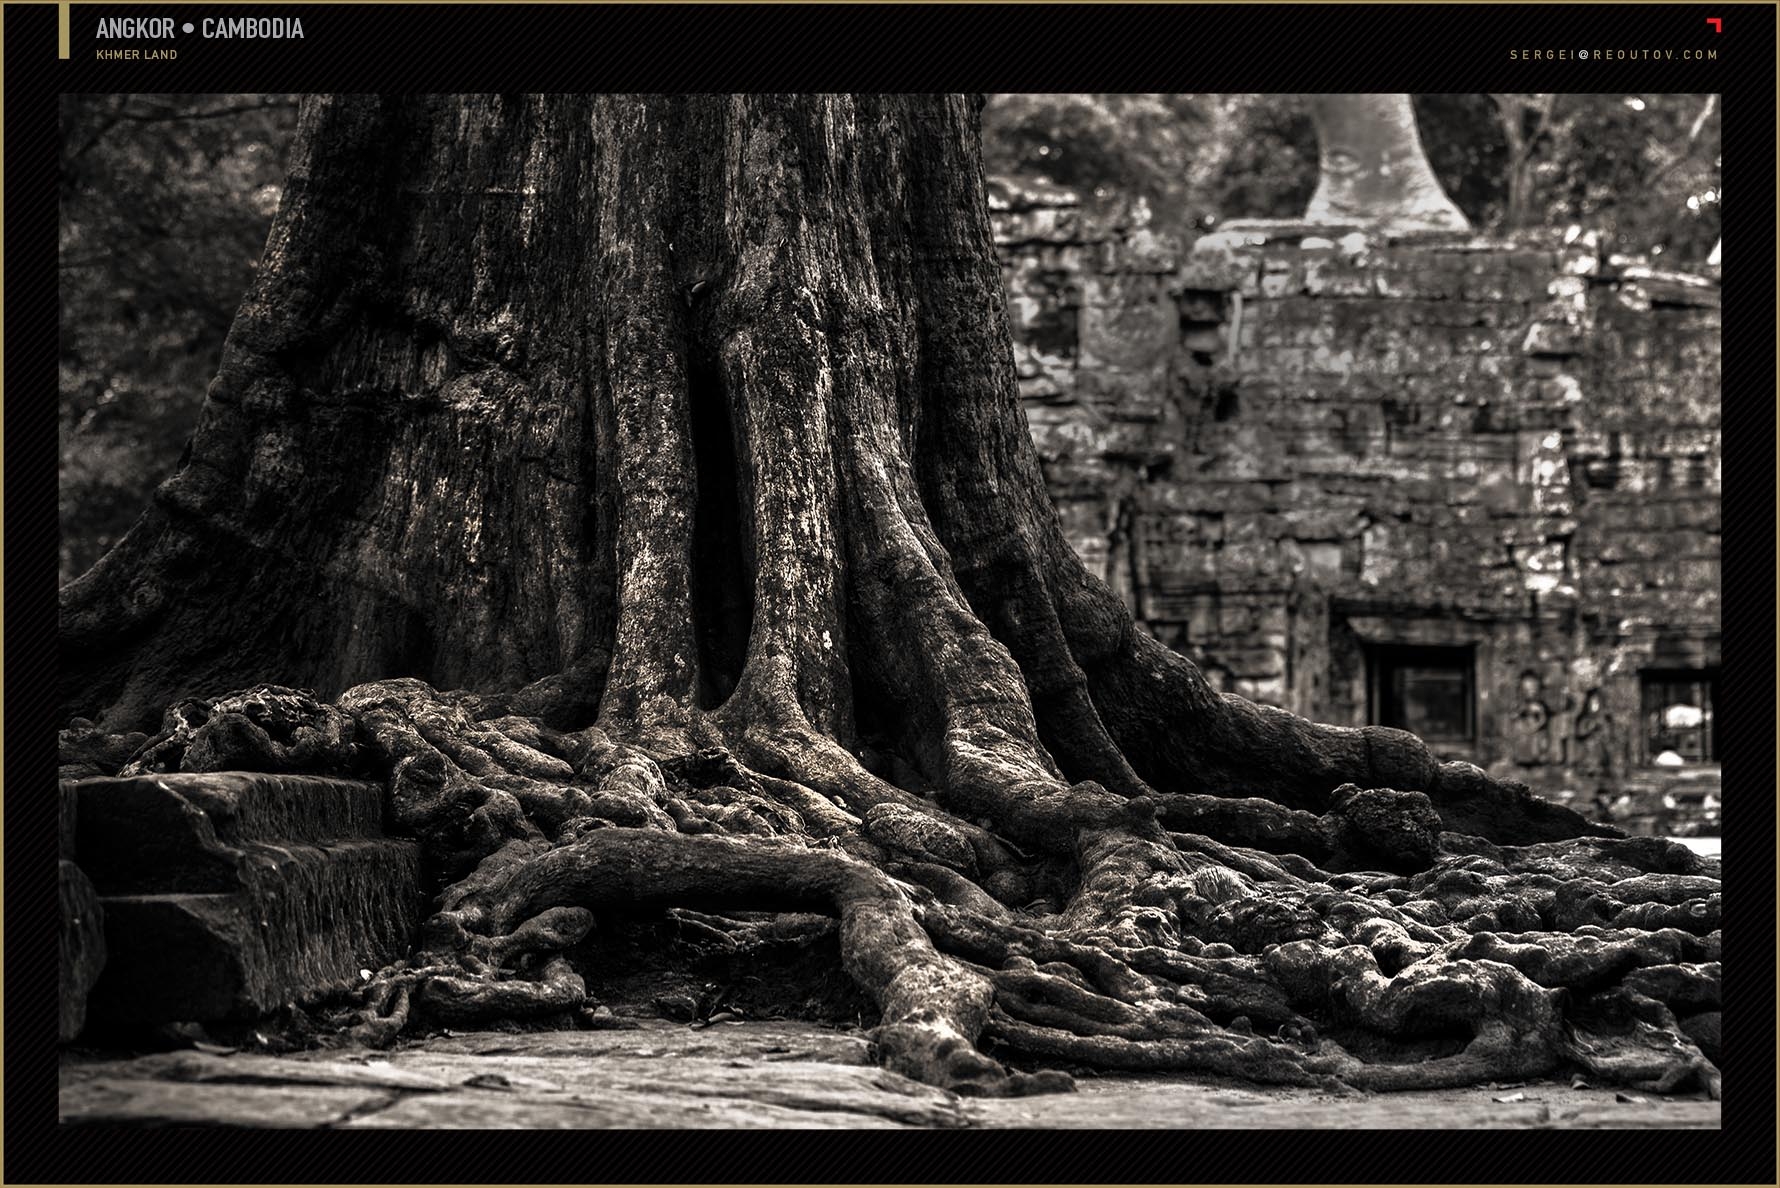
[
  {"left": 1368, "top": 644, "right": 1476, "bottom": 748},
  {"left": 1641, "top": 670, "right": 1717, "bottom": 765},
  {"left": 1023, "top": 272, "right": 1080, "bottom": 360}
]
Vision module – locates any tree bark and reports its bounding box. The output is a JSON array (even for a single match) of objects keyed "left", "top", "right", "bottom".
[
  {"left": 1303, "top": 94, "right": 1470, "bottom": 233},
  {"left": 60, "top": 95, "right": 1716, "bottom": 1099},
  {"left": 1488, "top": 93, "right": 1555, "bottom": 232}
]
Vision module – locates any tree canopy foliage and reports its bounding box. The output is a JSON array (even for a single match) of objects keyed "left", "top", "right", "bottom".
[
  {"left": 982, "top": 92, "right": 1722, "bottom": 255},
  {"left": 59, "top": 93, "right": 299, "bottom": 581}
]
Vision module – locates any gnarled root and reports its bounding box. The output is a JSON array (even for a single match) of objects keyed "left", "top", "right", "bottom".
[
  {"left": 397, "top": 827, "right": 1064, "bottom": 1096},
  {"left": 142, "top": 678, "right": 1717, "bottom": 1102}
]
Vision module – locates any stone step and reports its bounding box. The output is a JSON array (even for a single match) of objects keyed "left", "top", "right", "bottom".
[
  {"left": 66, "top": 773, "right": 423, "bottom": 1028},
  {"left": 86, "top": 840, "right": 423, "bottom": 1023},
  {"left": 72, "top": 773, "right": 387, "bottom": 894}
]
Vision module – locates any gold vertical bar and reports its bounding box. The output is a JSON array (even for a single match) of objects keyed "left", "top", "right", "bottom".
[{"left": 59, "top": 1, "right": 72, "bottom": 58}]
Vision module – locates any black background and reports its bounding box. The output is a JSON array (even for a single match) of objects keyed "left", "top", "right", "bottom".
[{"left": 7, "top": 2, "right": 1776, "bottom": 1182}]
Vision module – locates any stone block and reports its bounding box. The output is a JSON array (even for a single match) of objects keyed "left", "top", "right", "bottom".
[
  {"left": 70, "top": 773, "right": 422, "bottom": 1027},
  {"left": 87, "top": 841, "right": 420, "bottom": 1024},
  {"left": 1223, "top": 647, "right": 1285, "bottom": 679},
  {"left": 992, "top": 205, "right": 1084, "bottom": 245},
  {"left": 1017, "top": 373, "right": 1066, "bottom": 404},
  {"left": 1179, "top": 245, "right": 1258, "bottom": 294},
  {"left": 1098, "top": 227, "right": 1180, "bottom": 274},
  {"left": 75, "top": 772, "right": 386, "bottom": 893},
  {"left": 1233, "top": 676, "right": 1287, "bottom": 706},
  {"left": 1077, "top": 279, "right": 1175, "bottom": 372},
  {"left": 1300, "top": 258, "right": 1372, "bottom": 298},
  {"left": 60, "top": 859, "right": 106, "bottom": 1042},
  {"left": 1521, "top": 320, "right": 1584, "bottom": 357}
]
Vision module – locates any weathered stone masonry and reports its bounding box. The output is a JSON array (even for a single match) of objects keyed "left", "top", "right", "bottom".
[
  {"left": 60, "top": 772, "right": 423, "bottom": 1038},
  {"left": 992, "top": 178, "right": 1721, "bottom": 827}
]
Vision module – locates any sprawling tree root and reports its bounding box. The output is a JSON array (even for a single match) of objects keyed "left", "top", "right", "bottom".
[{"left": 104, "top": 674, "right": 1721, "bottom": 1101}]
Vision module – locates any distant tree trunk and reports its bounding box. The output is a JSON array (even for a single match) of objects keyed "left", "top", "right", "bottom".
[
  {"left": 1489, "top": 93, "right": 1556, "bottom": 231},
  {"left": 60, "top": 94, "right": 1717, "bottom": 1099},
  {"left": 1303, "top": 94, "right": 1470, "bottom": 232}
]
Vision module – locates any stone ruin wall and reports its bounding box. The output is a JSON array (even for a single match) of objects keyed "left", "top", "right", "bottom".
[{"left": 991, "top": 177, "right": 1722, "bottom": 827}]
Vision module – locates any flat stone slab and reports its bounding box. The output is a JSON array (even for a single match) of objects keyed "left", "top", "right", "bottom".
[
  {"left": 67, "top": 773, "right": 422, "bottom": 1027},
  {"left": 60, "top": 1079, "right": 393, "bottom": 1128},
  {"left": 60, "top": 1021, "right": 1720, "bottom": 1129},
  {"left": 59, "top": 1023, "right": 965, "bottom": 1130},
  {"left": 968, "top": 1075, "right": 1723, "bottom": 1129},
  {"left": 406, "top": 1018, "right": 877, "bottom": 1065}
]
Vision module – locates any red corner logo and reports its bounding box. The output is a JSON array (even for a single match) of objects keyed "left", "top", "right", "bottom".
[{"left": 1705, "top": 17, "right": 1722, "bottom": 32}]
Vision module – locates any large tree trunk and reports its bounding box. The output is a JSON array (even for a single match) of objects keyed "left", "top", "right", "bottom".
[
  {"left": 1303, "top": 94, "right": 1470, "bottom": 232},
  {"left": 60, "top": 95, "right": 1717, "bottom": 1099}
]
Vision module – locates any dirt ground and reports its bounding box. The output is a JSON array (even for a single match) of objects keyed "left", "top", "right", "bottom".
[{"left": 59, "top": 1019, "right": 1721, "bottom": 1129}]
